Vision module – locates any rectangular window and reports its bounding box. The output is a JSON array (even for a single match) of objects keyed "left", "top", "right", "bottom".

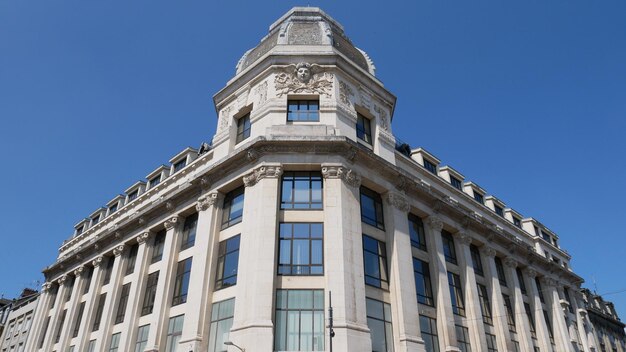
[
  {"left": 148, "top": 175, "right": 161, "bottom": 189},
  {"left": 151, "top": 230, "right": 166, "bottom": 264},
  {"left": 423, "top": 159, "right": 437, "bottom": 174},
  {"left": 134, "top": 325, "right": 150, "bottom": 352},
  {"left": 236, "top": 113, "right": 251, "bottom": 143},
  {"left": 470, "top": 244, "right": 483, "bottom": 276},
  {"left": 215, "top": 235, "right": 241, "bottom": 289},
  {"left": 275, "top": 290, "right": 325, "bottom": 351},
  {"left": 366, "top": 298, "right": 393, "bottom": 352},
  {"left": 54, "top": 309, "right": 66, "bottom": 343},
  {"left": 83, "top": 266, "right": 93, "bottom": 294},
  {"left": 473, "top": 191, "right": 484, "bottom": 204},
  {"left": 495, "top": 205, "right": 504, "bottom": 217},
  {"left": 115, "top": 283, "right": 131, "bottom": 324},
  {"left": 495, "top": 257, "right": 507, "bottom": 286},
  {"left": 536, "top": 278, "right": 545, "bottom": 303},
  {"left": 67, "top": 346, "right": 75, "bottom": 352},
  {"left": 525, "top": 302, "right": 537, "bottom": 339},
  {"left": 208, "top": 298, "right": 235, "bottom": 352},
  {"left": 420, "top": 315, "right": 439, "bottom": 352},
  {"left": 450, "top": 176, "right": 462, "bottom": 190},
  {"left": 108, "top": 333, "right": 120, "bottom": 352},
  {"left": 362, "top": 235, "right": 389, "bottom": 289},
  {"left": 563, "top": 288, "right": 574, "bottom": 314},
  {"left": 360, "top": 187, "right": 385, "bottom": 230},
  {"left": 180, "top": 213, "right": 198, "bottom": 250},
  {"left": 92, "top": 293, "right": 107, "bottom": 331},
  {"left": 513, "top": 340, "right": 521, "bottom": 352},
  {"left": 91, "top": 215, "right": 100, "bottom": 226},
  {"left": 456, "top": 325, "right": 471, "bottom": 352},
  {"left": 448, "top": 272, "right": 465, "bottom": 316},
  {"left": 516, "top": 268, "right": 527, "bottom": 294},
  {"left": 408, "top": 214, "right": 426, "bottom": 251},
  {"left": 486, "top": 333, "right": 498, "bottom": 352},
  {"left": 503, "top": 294, "right": 516, "bottom": 332},
  {"left": 356, "top": 113, "right": 372, "bottom": 144},
  {"left": 102, "top": 256, "right": 114, "bottom": 285},
  {"left": 280, "top": 171, "right": 323, "bottom": 210},
  {"left": 38, "top": 316, "right": 50, "bottom": 348},
  {"left": 541, "top": 231, "right": 550, "bottom": 242},
  {"left": 222, "top": 186, "right": 244, "bottom": 229},
  {"left": 142, "top": 271, "right": 159, "bottom": 316},
  {"left": 72, "top": 302, "right": 85, "bottom": 338},
  {"left": 65, "top": 276, "right": 75, "bottom": 302},
  {"left": 126, "top": 244, "right": 138, "bottom": 275},
  {"left": 413, "top": 258, "right": 434, "bottom": 306},
  {"left": 278, "top": 223, "right": 323, "bottom": 276},
  {"left": 442, "top": 230, "right": 457, "bottom": 264},
  {"left": 513, "top": 216, "right": 521, "bottom": 228},
  {"left": 49, "top": 284, "right": 58, "bottom": 309},
  {"left": 108, "top": 203, "right": 118, "bottom": 215},
  {"left": 477, "top": 284, "right": 492, "bottom": 324},
  {"left": 172, "top": 258, "right": 192, "bottom": 306},
  {"left": 128, "top": 190, "right": 138, "bottom": 202},
  {"left": 544, "top": 310, "right": 554, "bottom": 344},
  {"left": 287, "top": 100, "right": 319, "bottom": 121},
  {"left": 87, "top": 340, "right": 96, "bottom": 352},
  {"left": 173, "top": 159, "right": 186, "bottom": 173},
  {"left": 165, "top": 315, "right": 184, "bottom": 352}
]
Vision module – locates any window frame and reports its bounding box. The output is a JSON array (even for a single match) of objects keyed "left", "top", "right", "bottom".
[
  {"left": 278, "top": 223, "right": 324, "bottom": 276},
  {"left": 280, "top": 172, "right": 323, "bottom": 210},
  {"left": 441, "top": 231, "right": 458, "bottom": 264},
  {"left": 470, "top": 245, "right": 484, "bottom": 276},
  {"left": 215, "top": 235, "right": 241, "bottom": 290},
  {"left": 448, "top": 271, "right": 465, "bottom": 316},
  {"left": 455, "top": 325, "right": 472, "bottom": 352},
  {"left": 221, "top": 186, "right": 245, "bottom": 229},
  {"left": 236, "top": 113, "right": 251, "bottom": 143},
  {"left": 450, "top": 176, "right": 462, "bottom": 190},
  {"left": 420, "top": 315, "right": 440, "bottom": 352},
  {"left": 165, "top": 315, "right": 184, "bottom": 352},
  {"left": 359, "top": 186, "right": 385, "bottom": 230},
  {"left": 141, "top": 271, "right": 159, "bottom": 316},
  {"left": 413, "top": 258, "right": 434, "bottom": 307},
  {"left": 208, "top": 298, "right": 236, "bottom": 352},
  {"left": 356, "top": 113, "right": 373, "bottom": 144},
  {"left": 151, "top": 230, "right": 166, "bottom": 264},
  {"left": 274, "top": 290, "right": 325, "bottom": 351},
  {"left": 172, "top": 258, "right": 192, "bottom": 306},
  {"left": 115, "top": 283, "right": 131, "bottom": 324},
  {"left": 362, "top": 235, "right": 389, "bottom": 290},
  {"left": 366, "top": 297, "right": 394, "bottom": 352},
  {"left": 134, "top": 325, "right": 150, "bottom": 352},
  {"left": 180, "top": 213, "right": 198, "bottom": 251},
  {"left": 408, "top": 214, "right": 427, "bottom": 251},
  {"left": 287, "top": 99, "right": 320, "bottom": 122},
  {"left": 423, "top": 159, "right": 437, "bottom": 175}
]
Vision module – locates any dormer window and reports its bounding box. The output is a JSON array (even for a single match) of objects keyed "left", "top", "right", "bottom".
[
  {"left": 541, "top": 230, "right": 550, "bottom": 242},
  {"left": 149, "top": 175, "right": 161, "bottom": 189},
  {"left": 513, "top": 216, "right": 521, "bottom": 228},
  {"left": 287, "top": 99, "right": 319, "bottom": 121},
  {"left": 494, "top": 205, "right": 504, "bottom": 217},
  {"left": 423, "top": 159, "right": 437, "bottom": 175},
  {"left": 91, "top": 215, "right": 100, "bottom": 226},
  {"left": 76, "top": 225, "right": 84, "bottom": 235},
  {"left": 236, "top": 113, "right": 251, "bottom": 143},
  {"left": 450, "top": 176, "right": 462, "bottom": 190},
  {"left": 173, "top": 159, "right": 186, "bottom": 173},
  {"left": 356, "top": 113, "right": 372, "bottom": 144},
  {"left": 109, "top": 203, "right": 118, "bottom": 214},
  {"left": 128, "top": 190, "right": 138, "bottom": 202},
  {"left": 473, "top": 191, "right": 484, "bottom": 204}
]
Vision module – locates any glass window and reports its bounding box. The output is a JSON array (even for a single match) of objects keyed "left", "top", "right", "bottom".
[
  {"left": 473, "top": 191, "right": 484, "bottom": 204},
  {"left": 516, "top": 268, "right": 527, "bottom": 294},
  {"left": 72, "top": 302, "right": 85, "bottom": 338},
  {"left": 172, "top": 258, "right": 192, "bottom": 306},
  {"left": 108, "top": 203, "right": 118, "bottom": 215},
  {"left": 413, "top": 258, "right": 434, "bottom": 306},
  {"left": 135, "top": 325, "right": 150, "bottom": 352},
  {"left": 360, "top": 187, "right": 384, "bottom": 230},
  {"left": 92, "top": 293, "right": 107, "bottom": 331},
  {"left": 151, "top": 230, "right": 166, "bottom": 264},
  {"left": 102, "top": 256, "right": 114, "bottom": 285},
  {"left": 366, "top": 298, "right": 393, "bottom": 352},
  {"left": 115, "top": 283, "right": 131, "bottom": 324},
  {"left": 180, "top": 213, "right": 198, "bottom": 250},
  {"left": 287, "top": 100, "right": 319, "bottom": 121},
  {"left": 423, "top": 159, "right": 437, "bottom": 174},
  {"left": 525, "top": 302, "right": 537, "bottom": 339},
  {"left": 49, "top": 284, "right": 58, "bottom": 309},
  {"left": 126, "top": 244, "right": 138, "bottom": 275},
  {"left": 495, "top": 205, "right": 504, "bottom": 217},
  {"left": 173, "top": 159, "right": 186, "bottom": 173},
  {"left": 448, "top": 272, "right": 465, "bottom": 316},
  {"left": 456, "top": 325, "right": 471, "bottom": 352},
  {"left": 54, "top": 309, "right": 66, "bottom": 343},
  {"left": 280, "top": 172, "right": 323, "bottom": 209},
  {"left": 477, "top": 284, "right": 492, "bottom": 324},
  {"left": 236, "top": 113, "right": 251, "bottom": 143},
  {"left": 38, "top": 317, "right": 50, "bottom": 349},
  {"left": 278, "top": 223, "right": 323, "bottom": 276},
  {"left": 408, "top": 214, "right": 426, "bottom": 251},
  {"left": 356, "top": 113, "right": 372, "bottom": 144},
  {"left": 165, "top": 315, "right": 184, "bottom": 352},
  {"left": 87, "top": 340, "right": 96, "bottom": 352},
  {"left": 67, "top": 346, "right": 75, "bottom": 352},
  {"left": 83, "top": 266, "right": 93, "bottom": 294},
  {"left": 503, "top": 294, "right": 516, "bottom": 332},
  {"left": 543, "top": 310, "right": 554, "bottom": 344},
  {"left": 495, "top": 257, "right": 507, "bottom": 287},
  {"left": 215, "top": 235, "right": 241, "bottom": 290},
  {"left": 91, "top": 215, "right": 100, "bottom": 226},
  {"left": 222, "top": 187, "right": 245, "bottom": 229},
  {"left": 275, "top": 290, "right": 325, "bottom": 351},
  {"left": 450, "top": 176, "right": 462, "bottom": 190},
  {"left": 563, "top": 288, "right": 574, "bottom": 314},
  {"left": 513, "top": 216, "right": 521, "bottom": 228},
  {"left": 128, "top": 190, "right": 138, "bottom": 202},
  {"left": 442, "top": 231, "right": 457, "bottom": 264},
  {"left": 208, "top": 298, "right": 235, "bottom": 352},
  {"left": 470, "top": 245, "right": 483, "bottom": 276},
  {"left": 536, "top": 278, "right": 545, "bottom": 303},
  {"left": 65, "top": 276, "right": 75, "bottom": 302},
  {"left": 142, "top": 271, "right": 159, "bottom": 316},
  {"left": 149, "top": 175, "right": 161, "bottom": 189},
  {"left": 108, "top": 333, "right": 120, "bottom": 352},
  {"left": 541, "top": 231, "right": 550, "bottom": 242},
  {"left": 420, "top": 315, "right": 439, "bottom": 352},
  {"left": 486, "top": 333, "right": 497, "bottom": 352},
  {"left": 363, "top": 235, "right": 389, "bottom": 289}
]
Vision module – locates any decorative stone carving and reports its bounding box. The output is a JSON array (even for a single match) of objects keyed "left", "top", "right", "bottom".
[
  {"left": 114, "top": 231, "right": 122, "bottom": 239},
  {"left": 359, "top": 86, "right": 372, "bottom": 110},
  {"left": 196, "top": 191, "right": 222, "bottom": 211},
  {"left": 385, "top": 192, "right": 410, "bottom": 213},
  {"left": 426, "top": 216, "right": 443, "bottom": 232},
  {"left": 339, "top": 80, "right": 354, "bottom": 106},
  {"left": 236, "top": 89, "right": 249, "bottom": 111},
  {"left": 274, "top": 63, "right": 334, "bottom": 98},
  {"left": 136, "top": 231, "right": 152, "bottom": 244},
  {"left": 138, "top": 216, "right": 146, "bottom": 225},
  {"left": 243, "top": 165, "right": 283, "bottom": 187},
  {"left": 218, "top": 105, "right": 232, "bottom": 132},
  {"left": 113, "top": 244, "right": 126, "bottom": 257},
  {"left": 166, "top": 201, "right": 175, "bottom": 211},
  {"left": 41, "top": 282, "right": 52, "bottom": 292},
  {"left": 321, "top": 164, "right": 362, "bottom": 188},
  {"left": 377, "top": 129, "right": 396, "bottom": 147},
  {"left": 342, "top": 146, "right": 358, "bottom": 164},
  {"left": 255, "top": 80, "right": 268, "bottom": 105},
  {"left": 541, "top": 277, "right": 555, "bottom": 287},
  {"left": 247, "top": 148, "right": 260, "bottom": 161},
  {"left": 92, "top": 256, "right": 103, "bottom": 267},
  {"left": 395, "top": 174, "right": 410, "bottom": 192},
  {"left": 58, "top": 275, "right": 68, "bottom": 285},
  {"left": 164, "top": 216, "right": 179, "bottom": 230},
  {"left": 525, "top": 268, "right": 537, "bottom": 278},
  {"left": 504, "top": 256, "right": 518, "bottom": 268},
  {"left": 374, "top": 104, "right": 389, "bottom": 131},
  {"left": 480, "top": 246, "right": 496, "bottom": 258},
  {"left": 73, "top": 266, "right": 85, "bottom": 277},
  {"left": 454, "top": 230, "right": 473, "bottom": 245}
]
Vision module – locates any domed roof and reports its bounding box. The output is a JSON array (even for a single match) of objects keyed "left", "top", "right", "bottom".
[{"left": 235, "top": 7, "right": 376, "bottom": 76}]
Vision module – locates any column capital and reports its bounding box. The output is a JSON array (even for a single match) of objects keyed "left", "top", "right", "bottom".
[
  {"left": 540, "top": 276, "right": 556, "bottom": 287},
  {"left": 243, "top": 164, "right": 283, "bottom": 187},
  {"left": 136, "top": 231, "right": 153, "bottom": 244},
  {"left": 92, "top": 256, "right": 104, "bottom": 267},
  {"left": 73, "top": 265, "right": 85, "bottom": 277},
  {"left": 425, "top": 216, "right": 443, "bottom": 232},
  {"left": 164, "top": 216, "right": 179, "bottom": 230},
  {"left": 504, "top": 256, "right": 518, "bottom": 268},
  {"left": 321, "top": 163, "right": 361, "bottom": 188},
  {"left": 196, "top": 191, "right": 223, "bottom": 212},
  {"left": 452, "top": 230, "right": 472, "bottom": 245},
  {"left": 479, "top": 245, "right": 496, "bottom": 258},
  {"left": 57, "top": 274, "right": 68, "bottom": 285},
  {"left": 524, "top": 268, "right": 537, "bottom": 278},
  {"left": 41, "top": 282, "right": 52, "bottom": 292},
  {"left": 384, "top": 192, "right": 410, "bottom": 212},
  {"left": 113, "top": 244, "right": 126, "bottom": 257}
]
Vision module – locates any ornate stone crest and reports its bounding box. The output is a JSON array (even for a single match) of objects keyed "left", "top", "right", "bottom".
[
  {"left": 374, "top": 104, "right": 389, "bottom": 131},
  {"left": 218, "top": 106, "right": 232, "bottom": 132},
  {"left": 255, "top": 80, "right": 268, "bottom": 105},
  {"left": 339, "top": 80, "right": 354, "bottom": 106},
  {"left": 274, "top": 63, "right": 334, "bottom": 98}
]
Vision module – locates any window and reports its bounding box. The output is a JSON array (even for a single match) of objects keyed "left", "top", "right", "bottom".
[
  {"left": 420, "top": 315, "right": 439, "bottom": 352},
  {"left": 128, "top": 190, "right": 138, "bottom": 202},
  {"left": 102, "top": 256, "right": 114, "bottom": 285},
  {"left": 360, "top": 187, "right": 384, "bottom": 230},
  {"left": 541, "top": 230, "right": 550, "bottom": 242},
  {"left": 543, "top": 310, "right": 554, "bottom": 344},
  {"left": 486, "top": 333, "right": 498, "bottom": 352},
  {"left": 413, "top": 258, "right": 434, "bottom": 306},
  {"left": 525, "top": 302, "right": 537, "bottom": 339},
  {"left": 165, "top": 315, "right": 184, "bottom": 352},
  {"left": 173, "top": 158, "right": 186, "bottom": 173},
  {"left": 494, "top": 205, "right": 504, "bottom": 217},
  {"left": 108, "top": 203, "right": 118, "bottom": 215},
  {"left": 280, "top": 172, "right": 323, "bottom": 210},
  {"left": 236, "top": 113, "right": 251, "bottom": 143},
  {"left": 172, "top": 258, "right": 192, "bottom": 306},
  {"left": 535, "top": 278, "right": 545, "bottom": 303},
  {"left": 135, "top": 325, "right": 150, "bottom": 352},
  {"left": 516, "top": 268, "right": 527, "bottom": 294},
  {"left": 222, "top": 187, "right": 244, "bottom": 228},
  {"left": 477, "top": 284, "right": 492, "bottom": 325},
  {"left": 208, "top": 298, "right": 235, "bottom": 352},
  {"left": 87, "top": 340, "right": 96, "bottom": 352},
  {"left": 215, "top": 235, "right": 241, "bottom": 289},
  {"left": 49, "top": 284, "right": 58, "bottom": 308},
  {"left": 65, "top": 275, "right": 75, "bottom": 302},
  {"left": 108, "top": 333, "right": 120, "bottom": 352},
  {"left": 92, "top": 293, "right": 107, "bottom": 331},
  {"left": 38, "top": 316, "right": 50, "bottom": 348},
  {"left": 126, "top": 244, "right": 138, "bottom": 275},
  {"left": 278, "top": 223, "right": 323, "bottom": 276},
  {"left": 148, "top": 175, "right": 161, "bottom": 189},
  {"left": 503, "top": 294, "right": 516, "bottom": 332},
  {"left": 180, "top": 213, "right": 198, "bottom": 250},
  {"left": 76, "top": 225, "right": 84, "bottom": 235},
  {"left": 448, "top": 272, "right": 465, "bottom": 316},
  {"left": 54, "top": 309, "right": 66, "bottom": 343},
  {"left": 563, "top": 288, "right": 574, "bottom": 314},
  {"left": 151, "top": 230, "right": 166, "bottom": 263},
  {"left": 495, "top": 257, "right": 507, "bottom": 286},
  {"left": 72, "top": 302, "right": 85, "bottom": 338},
  {"left": 456, "top": 325, "right": 471, "bottom": 352},
  {"left": 287, "top": 100, "right": 319, "bottom": 121},
  {"left": 513, "top": 341, "right": 521, "bottom": 352},
  {"left": 513, "top": 216, "right": 521, "bottom": 228},
  {"left": 366, "top": 298, "right": 393, "bottom": 352},
  {"left": 83, "top": 266, "right": 93, "bottom": 294},
  {"left": 362, "top": 235, "right": 389, "bottom": 289},
  {"left": 275, "top": 290, "right": 324, "bottom": 351},
  {"left": 91, "top": 214, "right": 100, "bottom": 226},
  {"left": 142, "top": 271, "right": 159, "bottom": 316},
  {"left": 115, "top": 283, "right": 131, "bottom": 324},
  {"left": 67, "top": 346, "right": 74, "bottom": 352},
  {"left": 423, "top": 159, "right": 437, "bottom": 175},
  {"left": 470, "top": 244, "right": 483, "bottom": 276},
  {"left": 442, "top": 230, "right": 457, "bottom": 264},
  {"left": 408, "top": 214, "right": 426, "bottom": 251},
  {"left": 450, "top": 177, "right": 462, "bottom": 191},
  {"left": 473, "top": 191, "right": 484, "bottom": 204},
  {"left": 356, "top": 113, "right": 372, "bottom": 144}
]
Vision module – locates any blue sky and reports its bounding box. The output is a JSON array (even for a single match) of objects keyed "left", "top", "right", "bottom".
[{"left": 1, "top": 1, "right": 625, "bottom": 318}]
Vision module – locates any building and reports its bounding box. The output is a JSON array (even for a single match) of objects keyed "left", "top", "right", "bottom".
[
  {"left": 581, "top": 289, "right": 626, "bottom": 352},
  {"left": 0, "top": 298, "right": 13, "bottom": 341},
  {"left": 0, "top": 289, "right": 39, "bottom": 352},
  {"left": 24, "top": 6, "right": 624, "bottom": 352}
]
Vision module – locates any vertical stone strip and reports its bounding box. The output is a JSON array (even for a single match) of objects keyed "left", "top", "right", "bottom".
[
  {"left": 504, "top": 261, "right": 534, "bottom": 352},
  {"left": 480, "top": 247, "right": 512, "bottom": 352},
  {"left": 42, "top": 275, "right": 68, "bottom": 351},
  {"left": 526, "top": 269, "right": 552, "bottom": 352},
  {"left": 548, "top": 281, "right": 575, "bottom": 352},
  {"left": 57, "top": 267, "right": 86, "bottom": 350},
  {"left": 96, "top": 245, "right": 127, "bottom": 352},
  {"left": 24, "top": 282, "right": 53, "bottom": 351},
  {"left": 75, "top": 256, "right": 104, "bottom": 352}
]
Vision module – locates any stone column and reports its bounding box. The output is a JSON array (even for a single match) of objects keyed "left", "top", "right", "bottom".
[
  {"left": 179, "top": 191, "right": 223, "bottom": 352},
  {"left": 320, "top": 164, "right": 371, "bottom": 351},
  {"left": 229, "top": 164, "right": 282, "bottom": 351},
  {"left": 75, "top": 256, "right": 104, "bottom": 352},
  {"left": 96, "top": 244, "right": 127, "bottom": 352},
  {"left": 24, "top": 282, "right": 53, "bottom": 351},
  {"left": 575, "top": 301, "right": 595, "bottom": 352},
  {"left": 145, "top": 216, "right": 180, "bottom": 352},
  {"left": 570, "top": 290, "right": 592, "bottom": 352},
  {"left": 526, "top": 270, "right": 552, "bottom": 352},
  {"left": 42, "top": 274, "right": 69, "bottom": 351},
  {"left": 547, "top": 282, "right": 575, "bottom": 352},
  {"left": 504, "top": 261, "right": 534, "bottom": 352},
  {"left": 454, "top": 230, "right": 487, "bottom": 351},
  {"left": 119, "top": 232, "right": 153, "bottom": 352},
  {"left": 480, "top": 247, "right": 512, "bottom": 352},
  {"left": 424, "top": 215, "right": 460, "bottom": 352},
  {"left": 384, "top": 191, "right": 426, "bottom": 352},
  {"left": 58, "top": 266, "right": 88, "bottom": 351}
]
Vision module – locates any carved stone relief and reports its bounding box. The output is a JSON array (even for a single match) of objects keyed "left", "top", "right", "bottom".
[
  {"left": 274, "top": 63, "right": 334, "bottom": 98},
  {"left": 255, "top": 80, "right": 268, "bottom": 105}
]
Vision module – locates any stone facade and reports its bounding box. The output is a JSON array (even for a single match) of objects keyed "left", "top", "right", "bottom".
[{"left": 0, "top": 289, "right": 39, "bottom": 352}]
